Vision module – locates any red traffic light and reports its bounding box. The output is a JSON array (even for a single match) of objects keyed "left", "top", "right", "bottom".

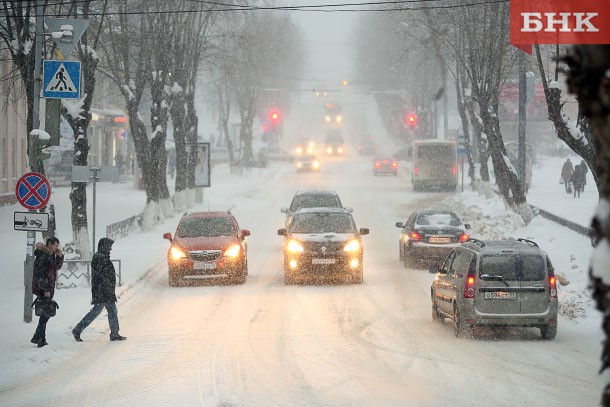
[
  {"left": 406, "top": 112, "right": 417, "bottom": 128},
  {"left": 268, "top": 109, "right": 282, "bottom": 125}
]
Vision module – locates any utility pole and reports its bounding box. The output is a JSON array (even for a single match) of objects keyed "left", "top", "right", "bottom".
[{"left": 24, "top": 0, "right": 45, "bottom": 323}]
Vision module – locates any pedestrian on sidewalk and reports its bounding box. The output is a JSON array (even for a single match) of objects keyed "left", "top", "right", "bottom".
[
  {"left": 572, "top": 163, "right": 586, "bottom": 198},
  {"left": 561, "top": 158, "right": 574, "bottom": 194},
  {"left": 31, "top": 237, "right": 64, "bottom": 348},
  {"left": 72, "top": 238, "right": 126, "bottom": 342}
]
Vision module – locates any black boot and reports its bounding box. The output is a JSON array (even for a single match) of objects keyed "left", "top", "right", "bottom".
[
  {"left": 72, "top": 329, "right": 83, "bottom": 342},
  {"left": 30, "top": 335, "right": 39, "bottom": 344},
  {"left": 110, "top": 333, "right": 126, "bottom": 341},
  {"left": 37, "top": 338, "right": 48, "bottom": 348}
]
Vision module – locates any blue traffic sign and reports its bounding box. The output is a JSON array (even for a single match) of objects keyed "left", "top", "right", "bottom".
[
  {"left": 15, "top": 172, "right": 51, "bottom": 210},
  {"left": 42, "top": 60, "right": 81, "bottom": 99}
]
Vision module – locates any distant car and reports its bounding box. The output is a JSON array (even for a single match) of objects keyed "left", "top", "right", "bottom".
[
  {"left": 281, "top": 190, "right": 346, "bottom": 227},
  {"left": 324, "top": 130, "right": 344, "bottom": 155},
  {"left": 294, "top": 139, "right": 316, "bottom": 155},
  {"left": 373, "top": 157, "right": 398, "bottom": 176},
  {"left": 396, "top": 209, "right": 470, "bottom": 267},
  {"left": 295, "top": 154, "right": 320, "bottom": 172},
  {"left": 277, "top": 207, "right": 369, "bottom": 284},
  {"left": 429, "top": 238, "right": 558, "bottom": 339},
  {"left": 163, "top": 211, "right": 250, "bottom": 286},
  {"left": 359, "top": 140, "right": 376, "bottom": 155}
]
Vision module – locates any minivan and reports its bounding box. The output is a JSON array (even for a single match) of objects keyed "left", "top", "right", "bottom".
[
  {"left": 429, "top": 238, "right": 558, "bottom": 339},
  {"left": 412, "top": 140, "right": 457, "bottom": 191}
]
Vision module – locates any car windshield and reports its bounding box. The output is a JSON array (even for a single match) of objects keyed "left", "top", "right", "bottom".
[
  {"left": 416, "top": 212, "right": 461, "bottom": 226},
  {"left": 177, "top": 217, "right": 235, "bottom": 237},
  {"left": 290, "top": 195, "right": 341, "bottom": 211},
  {"left": 480, "top": 254, "right": 545, "bottom": 281},
  {"left": 289, "top": 213, "right": 355, "bottom": 233}
]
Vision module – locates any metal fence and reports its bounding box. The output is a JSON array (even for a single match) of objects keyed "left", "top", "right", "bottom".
[
  {"left": 106, "top": 215, "right": 141, "bottom": 240},
  {"left": 57, "top": 259, "right": 122, "bottom": 288}
]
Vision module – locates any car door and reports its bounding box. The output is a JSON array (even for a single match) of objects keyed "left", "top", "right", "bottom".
[
  {"left": 475, "top": 254, "right": 521, "bottom": 315},
  {"left": 435, "top": 250, "right": 456, "bottom": 315},
  {"left": 519, "top": 254, "right": 548, "bottom": 314}
]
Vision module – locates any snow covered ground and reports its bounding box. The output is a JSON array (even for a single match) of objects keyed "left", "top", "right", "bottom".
[{"left": 0, "top": 94, "right": 606, "bottom": 405}]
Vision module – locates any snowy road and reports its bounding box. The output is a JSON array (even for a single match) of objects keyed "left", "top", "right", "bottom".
[{"left": 0, "top": 93, "right": 604, "bottom": 406}]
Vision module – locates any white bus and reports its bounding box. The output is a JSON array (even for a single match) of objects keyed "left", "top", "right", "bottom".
[{"left": 411, "top": 140, "right": 458, "bottom": 192}]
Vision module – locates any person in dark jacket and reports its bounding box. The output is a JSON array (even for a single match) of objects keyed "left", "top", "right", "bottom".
[
  {"left": 572, "top": 163, "right": 586, "bottom": 198},
  {"left": 72, "top": 238, "right": 126, "bottom": 342},
  {"left": 31, "top": 237, "right": 64, "bottom": 348}
]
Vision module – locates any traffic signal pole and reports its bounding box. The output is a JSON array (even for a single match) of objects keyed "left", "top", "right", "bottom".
[{"left": 23, "top": 0, "right": 45, "bottom": 323}]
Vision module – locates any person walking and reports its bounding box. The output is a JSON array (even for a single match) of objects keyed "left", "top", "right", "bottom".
[
  {"left": 31, "top": 237, "right": 64, "bottom": 348},
  {"left": 561, "top": 158, "right": 574, "bottom": 193},
  {"left": 572, "top": 163, "right": 585, "bottom": 198},
  {"left": 72, "top": 238, "right": 126, "bottom": 342}
]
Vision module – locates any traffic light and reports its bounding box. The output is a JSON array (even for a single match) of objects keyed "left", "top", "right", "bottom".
[
  {"left": 28, "top": 133, "right": 52, "bottom": 171},
  {"left": 405, "top": 112, "right": 417, "bottom": 129},
  {"left": 268, "top": 108, "right": 282, "bottom": 127}
]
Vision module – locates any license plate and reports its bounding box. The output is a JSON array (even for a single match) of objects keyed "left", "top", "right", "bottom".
[
  {"left": 194, "top": 262, "right": 216, "bottom": 270},
  {"left": 429, "top": 237, "right": 451, "bottom": 244},
  {"left": 484, "top": 291, "right": 517, "bottom": 300},
  {"left": 312, "top": 258, "right": 336, "bottom": 265}
]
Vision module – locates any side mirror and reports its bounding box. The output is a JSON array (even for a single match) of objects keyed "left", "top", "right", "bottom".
[
  {"left": 242, "top": 229, "right": 251, "bottom": 237},
  {"left": 344, "top": 207, "right": 353, "bottom": 213},
  {"left": 464, "top": 224, "right": 471, "bottom": 229},
  {"left": 277, "top": 228, "right": 287, "bottom": 236},
  {"left": 281, "top": 207, "right": 288, "bottom": 214},
  {"left": 395, "top": 222, "right": 404, "bottom": 228},
  {"left": 163, "top": 232, "right": 172, "bottom": 242},
  {"left": 359, "top": 228, "right": 369, "bottom": 235},
  {"left": 429, "top": 264, "right": 440, "bottom": 274}
]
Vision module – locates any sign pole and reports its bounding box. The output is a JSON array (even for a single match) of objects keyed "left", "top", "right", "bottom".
[
  {"left": 91, "top": 167, "right": 99, "bottom": 256},
  {"left": 24, "top": 1, "right": 45, "bottom": 323}
]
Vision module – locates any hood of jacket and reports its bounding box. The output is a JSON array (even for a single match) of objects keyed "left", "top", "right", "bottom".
[
  {"left": 34, "top": 242, "right": 53, "bottom": 255},
  {"left": 97, "top": 237, "right": 114, "bottom": 255}
]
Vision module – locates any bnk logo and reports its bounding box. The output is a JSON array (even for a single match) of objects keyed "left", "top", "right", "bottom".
[{"left": 510, "top": 0, "right": 610, "bottom": 52}]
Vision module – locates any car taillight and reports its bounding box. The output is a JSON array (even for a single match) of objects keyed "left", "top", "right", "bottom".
[
  {"left": 375, "top": 162, "right": 381, "bottom": 168},
  {"left": 408, "top": 231, "right": 421, "bottom": 241},
  {"left": 391, "top": 162, "right": 398, "bottom": 168},
  {"left": 464, "top": 274, "right": 475, "bottom": 298},
  {"left": 459, "top": 233, "right": 470, "bottom": 243},
  {"left": 414, "top": 166, "right": 419, "bottom": 176},
  {"left": 549, "top": 276, "right": 557, "bottom": 298},
  {"left": 452, "top": 165, "right": 457, "bottom": 175}
]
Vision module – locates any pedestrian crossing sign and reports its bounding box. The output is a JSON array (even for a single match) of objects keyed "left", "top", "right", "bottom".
[{"left": 42, "top": 60, "right": 81, "bottom": 99}]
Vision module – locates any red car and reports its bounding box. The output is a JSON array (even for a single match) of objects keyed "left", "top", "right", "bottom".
[
  {"left": 373, "top": 157, "right": 398, "bottom": 176},
  {"left": 163, "top": 211, "right": 250, "bottom": 286}
]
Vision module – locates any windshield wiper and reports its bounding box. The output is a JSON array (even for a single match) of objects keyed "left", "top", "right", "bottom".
[{"left": 480, "top": 274, "right": 510, "bottom": 287}]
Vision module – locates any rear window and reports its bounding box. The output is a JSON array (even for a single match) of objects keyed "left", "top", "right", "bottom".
[
  {"left": 177, "top": 217, "right": 235, "bottom": 237},
  {"left": 480, "top": 254, "right": 545, "bottom": 281},
  {"left": 418, "top": 145, "right": 454, "bottom": 162},
  {"left": 290, "top": 195, "right": 341, "bottom": 211},
  {"left": 416, "top": 212, "right": 461, "bottom": 226},
  {"left": 290, "top": 213, "right": 355, "bottom": 234}
]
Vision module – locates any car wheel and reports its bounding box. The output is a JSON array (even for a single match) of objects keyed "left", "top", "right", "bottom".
[
  {"left": 432, "top": 295, "right": 443, "bottom": 323},
  {"left": 352, "top": 267, "right": 363, "bottom": 284},
  {"left": 399, "top": 242, "right": 404, "bottom": 261},
  {"left": 453, "top": 305, "right": 466, "bottom": 337},
  {"left": 235, "top": 274, "right": 247, "bottom": 285},
  {"left": 284, "top": 274, "right": 295, "bottom": 285},
  {"left": 403, "top": 248, "right": 414, "bottom": 268},
  {"left": 540, "top": 324, "right": 557, "bottom": 340}
]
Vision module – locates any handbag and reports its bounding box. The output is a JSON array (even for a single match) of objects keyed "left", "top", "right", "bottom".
[{"left": 32, "top": 297, "right": 59, "bottom": 318}]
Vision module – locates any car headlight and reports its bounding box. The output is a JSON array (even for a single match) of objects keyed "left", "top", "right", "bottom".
[
  {"left": 224, "top": 244, "right": 241, "bottom": 258},
  {"left": 312, "top": 160, "right": 320, "bottom": 169},
  {"left": 325, "top": 115, "right": 331, "bottom": 122},
  {"left": 287, "top": 239, "right": 304, "bottom": 253},
  {"left": 170, "top": 246, "right": 187, "bottom": 260},
  {"left": 336, "top": 115, "right": 343, "bottom": 123},
  {"left": 344, "top": 239, "right": 361, "bottom": 252}
]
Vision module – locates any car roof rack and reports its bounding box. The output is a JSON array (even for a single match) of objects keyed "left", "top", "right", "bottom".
[
  {"left": 464, "top": 237, "right": 485, "bottom": 248},
  {"left": 517, "top": 238, "right": 539, "bottom": 247}
]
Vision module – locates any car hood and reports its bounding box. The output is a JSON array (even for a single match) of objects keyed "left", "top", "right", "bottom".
[
  {"left": 290, "top": 232, "right": 357, "bottom": 242},
  {"left": 174, "top": 236, "right": 239, "bottom": 251}
]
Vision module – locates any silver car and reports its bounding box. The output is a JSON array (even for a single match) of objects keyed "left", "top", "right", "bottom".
[{"left": 429, "top": 238, "right": 558, "bottom": 339}]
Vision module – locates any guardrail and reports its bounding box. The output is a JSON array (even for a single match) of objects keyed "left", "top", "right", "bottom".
[
  {"left": 57, "top": 259, "right": 122, "bottom": 288},
  {"left": 106, "top": 215, "right": 141, "bottom": 240},
  {"left": 530, "top": 204, "right": 593, "bottom": 238}
]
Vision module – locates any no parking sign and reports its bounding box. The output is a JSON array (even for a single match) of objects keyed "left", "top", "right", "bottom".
[{"left": 15, "top": 172, "right": 51, "bottom": 210}]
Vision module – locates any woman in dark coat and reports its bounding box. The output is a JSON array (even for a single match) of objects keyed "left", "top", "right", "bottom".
[
  {"left": 72, "top": 238, "right": 126, "bottom": 342},
  {"left": 31, "top": 237, "right": 64, "bottom": 348}
]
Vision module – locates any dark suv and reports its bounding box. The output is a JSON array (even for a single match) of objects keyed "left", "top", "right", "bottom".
[
  {"left": 163, "top": 211, "right": 250, "bottom": 286},
  {"left": 429, "top": 238, "right": 558, "bottom": 339},
  {"left": 277, "top": 208, "right": 369, "bottom": 285},
  {"left": 281, "top": 190, "right": 347, "bottom": 227}
]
